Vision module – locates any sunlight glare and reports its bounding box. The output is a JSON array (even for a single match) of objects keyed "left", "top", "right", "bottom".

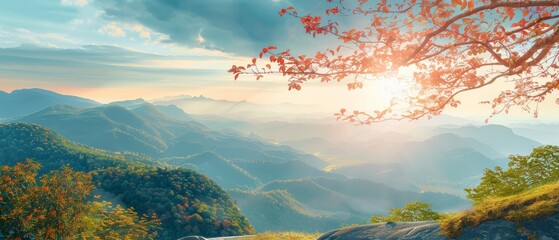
[{"left": 374, "top": 75, "right": 415, "bottom": 104}]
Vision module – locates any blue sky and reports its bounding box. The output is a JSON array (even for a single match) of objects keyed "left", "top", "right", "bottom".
[
  {"left": 0, "top": 0, "right": 346, "bottom": 105},
  {"left": 0, "top": 0, "right": 378, "bottom": 117},
  {"left": 0, "top": 0, "right": 557, "bottom": 123},
  {"left": 0, "top": 0, "right": 298, "bottom": 97},
  {"left": 0, "top": 0, "right": 316, "bottom": 52}
]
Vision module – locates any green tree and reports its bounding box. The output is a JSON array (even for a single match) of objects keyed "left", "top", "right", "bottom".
[
  {"left": 466, "top": 145, "right": 559, "bottom": 202},
  {"left": 94, "top": 167, "right": 254, "bottom": 239},
  {"left": 370, "top": 202, "right": 441, "bottom": 223},
  {"left": 80, "top": 201, "right": 160, "bottom": 240}
]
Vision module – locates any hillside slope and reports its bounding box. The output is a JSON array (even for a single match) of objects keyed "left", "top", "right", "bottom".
[
  {"left": 165, "top": 152, "right": 261, "bottom": 189},
  {"left": 261, "top": 177, "right": 470, "bottom": 221},
  {"left": 0, "top": 123, "right": 253, "bottom": 239},
  {"left": 228, "top": 189, "right": 347, "bottom": 232},
  {"left": 18, "top": 104, "right": 202, "bottom": 155},
  {"left": 18, "top": 104, "right": 325, "bottom": 168},
  {"left": 435, "top": 125, "right": 541, "bottom": 155}
]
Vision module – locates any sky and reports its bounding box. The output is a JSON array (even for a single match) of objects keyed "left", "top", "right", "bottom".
[
  {"left": 0, "top": 0, "right": 340, "bottom": 103},
  {"left": 0, "top": 0, "right": 557, "bottom": 123}
]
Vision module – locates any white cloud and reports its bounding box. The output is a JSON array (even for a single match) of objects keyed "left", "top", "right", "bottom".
[
  {"left": 125, "top": 23, "right": 169, "bottom": 44},
  {"left": 196, "top": 34, "right": 205, "bottom": 43},
  {"left": 131, "top": 24, "right": 151, "bottom": 39},
  {"left": 61, "top": 0, "right": 89, "bottom": 7},
  {"left": 97, "top": 22, "right": 126, "bottom": 38},
  {"left": 97, "top": 22, "right": 169, "bottom": 43},
  {"left": 154, "top": 34, "right": 170, "bottom": 44}
]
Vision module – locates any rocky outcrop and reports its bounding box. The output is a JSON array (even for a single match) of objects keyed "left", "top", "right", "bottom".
[
  {"left": 318, "top": 213, "right": 559, "bottom": 240},
  {"left": 317, "top": 221, "right": 445, "bottom": 240}
]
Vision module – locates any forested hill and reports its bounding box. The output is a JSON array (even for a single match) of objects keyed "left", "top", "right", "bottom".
[
  {"left": 0, "top": 123, "right": 254, "bottom": 239},
  {"left": 18, "top": 104, "right": 325, "bottom": 168},
  {"left": 0, "top": 122, "right": 142, "bottom": 172}
]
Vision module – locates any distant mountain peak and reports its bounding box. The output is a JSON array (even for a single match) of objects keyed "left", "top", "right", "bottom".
[
  {"left": 0, "top": 88, "right": 100, "bottom": 118},
  {"left": 107, "top": 98, "right": 148, "bottom": 109},
  {"left": 131, "top": 103, "right": 171, "bottom": 118},
  {"left": 133, "top": 102, "right": 158, "bottom": 110},
  {"left": 11, "top": 88, "right": 64, "bottom": 96},
  {"left": 435, "top": 124, "right": 541, "bottom": 155}
]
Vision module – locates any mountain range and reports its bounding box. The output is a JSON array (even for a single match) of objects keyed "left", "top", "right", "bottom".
[
  {"left": 153, "top": 95, "right": 304, "bottom": 115},
  {"left": 2, "top": 89, "right": 477, "bottom": 232},
  {"left": 9, "top": 105, "right": 470, "bottom": 232},
  {"left": 432, "top": 124, "right": 541, "bottom": 156},
  {"left": 509, "top": 123, "right": 559, "bottom": 146},
  {"left": 18, "top": 103, "right": 325, "bottom": 169},
  {"left": 2, "top": 88, "right": 555, "bottom": 234},
  {"left": 153, "top": 95, "right": 330, "bottom": 121},
  {"left": 267, "top": 124, "right": 542, "bottom": 195}
]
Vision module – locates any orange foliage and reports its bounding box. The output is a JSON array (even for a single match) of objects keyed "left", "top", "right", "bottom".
[
  {"left": 0, "top": 159, "right": 93, "bottom": 239},
  {"left": 231, "top": 0, "right": 559, "bottom": 124}
]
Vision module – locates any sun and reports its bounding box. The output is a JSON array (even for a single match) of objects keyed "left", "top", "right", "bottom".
[
  {"left": 345, "top": 74, "right": 418, "bottom": 111},
  {"left": 374, "top": 75, "right": 416, "bottom": 104}
]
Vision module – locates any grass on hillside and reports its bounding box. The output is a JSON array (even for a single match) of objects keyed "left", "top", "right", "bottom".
[
  {"left": 440, "top": 182, "right": 559, "bottom": 238},
  {"left": 247, "top": 232, "right": 322, "bottom": 240}
]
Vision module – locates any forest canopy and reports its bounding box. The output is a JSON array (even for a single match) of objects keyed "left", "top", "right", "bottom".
[{"left": 0, "top": 160, "right": 160, "bottom": 240}]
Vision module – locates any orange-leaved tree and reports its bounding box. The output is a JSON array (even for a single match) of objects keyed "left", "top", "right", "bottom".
[
  {"left": 0, "top": 159, "right": 93, "bottom": 239},
  {"left": 230, "top": 0, "right": 559, "bottom": 124},
  {"left": 0, "top": 160, "right": 160, "bottom": 240}
]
